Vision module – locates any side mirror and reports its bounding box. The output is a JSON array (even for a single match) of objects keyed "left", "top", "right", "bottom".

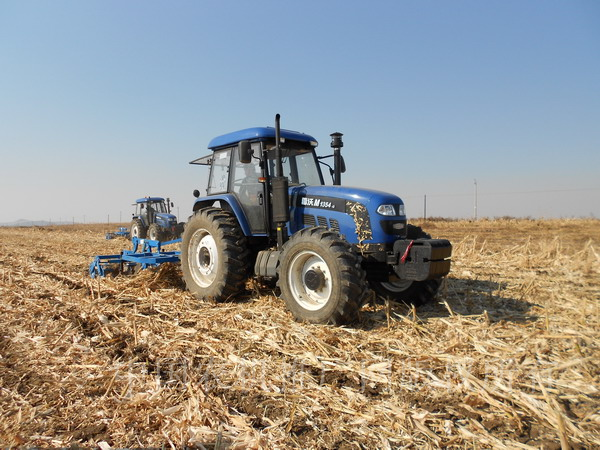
[
  {"left": 238, "top": 140, "right": 253, "bottom": 164},
  {"left": 340, "top": 155, "right": 346, "bottom": 173},
  {"left": 193, "top": 189, "right": 200, "bottom": 198}
]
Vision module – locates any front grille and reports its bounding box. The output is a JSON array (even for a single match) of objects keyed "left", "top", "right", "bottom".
[
  {"left": 303, "top": 214, "right": 317, "bottom": 227},
  {"left": 303, "top": 214, "right": 340, "bottom": 232},
  {"left": 380, "top": 220, "right": 407, "bottom": 236}
]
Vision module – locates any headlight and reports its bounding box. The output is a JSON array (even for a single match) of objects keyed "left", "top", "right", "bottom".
[
  {"left": 377, "top": 204, "right": 396, "bottom": 216},
  {"left": 377, "top": 204, "right": 406, "bottom": 216}
]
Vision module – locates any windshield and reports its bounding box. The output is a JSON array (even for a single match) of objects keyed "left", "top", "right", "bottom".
[
  {"left": 268, "top": 149, "right": 323, "bottom": 186},
  {"left": 148, "top": 201, "right": 167, "bottom": 213}
]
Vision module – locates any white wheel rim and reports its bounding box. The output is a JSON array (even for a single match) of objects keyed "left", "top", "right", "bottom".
[
  {"left": 132, "top": 225, "right": 139, "bottom": 238},
  {"left": 380, "top": 280, "right": 413, "bottom": 292},
  {"left": 287, "top": 250, "right": 332, "bottom": 311},
  {"left": 189, "top": 228, "right": 218, "bottom": 287}
]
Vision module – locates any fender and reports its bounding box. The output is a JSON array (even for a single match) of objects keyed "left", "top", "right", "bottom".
[
  {"left": 132, "top": 215, "right": 147, "bottom": 228},
  {"left": 192, "top": 194, "right": 263, "bottom": 237}
]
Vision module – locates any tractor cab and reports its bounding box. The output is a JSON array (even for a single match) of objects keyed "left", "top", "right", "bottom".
[
  {"left": 190, "top": 127, "right": 325, "bottom": 236},
  {"left": 134, "top": 197, "right": 171, "bottom": 225},
  {"left": 130, "top": 197, "right": 181, "bottom": 241}
]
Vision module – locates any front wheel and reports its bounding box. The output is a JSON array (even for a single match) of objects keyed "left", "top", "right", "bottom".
[
  {"left": 369, "top": 279, "right": 442, "bottom": 306},
  {"left": 181, "top": 208, "right": 249, "bottom": 301},
  {"left": 147, "top": 223, "right": 163, "bottom": 241},
  {"left": 278, "top": 227, "right": 366, "bottom": 325}
]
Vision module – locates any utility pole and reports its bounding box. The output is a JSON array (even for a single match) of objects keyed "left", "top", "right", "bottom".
[
  {"left": 424, "top": 194, "right": 427, "bottom": 222},
  {"left": 473, "top": 179, "right": 478, "bottom": 220}
]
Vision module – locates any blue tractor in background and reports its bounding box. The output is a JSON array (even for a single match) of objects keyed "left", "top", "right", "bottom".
[
  {"left": 182, "top": 115, "right": 452, "bottom": 325},
  {"left": 130, "top": 197, "right": 183, "bottom": 242}
]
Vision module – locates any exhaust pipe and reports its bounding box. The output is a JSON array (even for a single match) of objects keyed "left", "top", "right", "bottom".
[
  {"left": 272, "top": 114, "right": 289, "bottom": 248},
  {"left": 274, "top": 113, "right": 283, "bottom": 178}
]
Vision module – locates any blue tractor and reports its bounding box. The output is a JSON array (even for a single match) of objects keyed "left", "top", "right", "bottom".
[
  {"left": 130, "top": 197, "right": 182, "bottom": 242},
  {"left": 182, "top": 115, "right": 451, "bottom": 324}
]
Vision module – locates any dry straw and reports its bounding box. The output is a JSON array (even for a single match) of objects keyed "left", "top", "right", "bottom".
[{"left": 0, "top": 219, "right": 598, "bottom": 448}]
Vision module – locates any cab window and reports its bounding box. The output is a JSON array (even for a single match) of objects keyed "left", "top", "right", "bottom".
[{"left": 208, "top": 149, "right": 232, "bottom": 194}]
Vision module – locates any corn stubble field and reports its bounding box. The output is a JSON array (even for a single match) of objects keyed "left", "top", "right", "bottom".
[{"left": 0, "top": 219, "right": 598, "bottom": 448}]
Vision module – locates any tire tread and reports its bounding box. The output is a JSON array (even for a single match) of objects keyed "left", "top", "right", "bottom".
[
  {"left": 181, "top": 208, "right": 249, "bottom": 301},
  {"left": 278, "top": 226, "right": 366, "bottom": 325}
]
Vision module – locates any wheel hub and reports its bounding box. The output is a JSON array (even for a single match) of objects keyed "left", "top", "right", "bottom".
[
  {"left": 197, "top": 235, "right": 216, "bottom": 276},
  {"left": 189, "top": 229, "right": 219, "bottom": 287},
  {"left": 198, "top": 246, "right": 211, "bottom": 269},
  {"left": 287, "top": 251, "right": 332, "bottom": 311},
  {"left": 304, "top": 268, "right": 325, "bottom": 291}
]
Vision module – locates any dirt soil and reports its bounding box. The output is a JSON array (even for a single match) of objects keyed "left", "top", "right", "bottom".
[{"left": 0, "top": 219, "right": 599, "bottom": 448}]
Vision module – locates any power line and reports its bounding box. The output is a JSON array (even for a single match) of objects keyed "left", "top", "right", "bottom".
[{"left": 402, "top": 186, "right": 600, "bottom": 199}]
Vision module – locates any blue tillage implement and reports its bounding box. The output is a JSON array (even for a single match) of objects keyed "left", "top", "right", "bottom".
[
  {"left": 89, "top": 237, "right": 181, "bottom": 278},
  {"left": 105, "top": 227, "right": 131, "bottom": 240}
]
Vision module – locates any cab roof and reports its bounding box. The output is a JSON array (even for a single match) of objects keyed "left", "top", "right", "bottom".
[
  {"left": 135, "top": 197, "right": 165, "bottom": 204},
  {"left": 208, "top": 127, "right": 318, "bottom": 150}
]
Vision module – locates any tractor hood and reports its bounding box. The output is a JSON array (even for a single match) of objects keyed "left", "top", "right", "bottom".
[
  {"left": 289, "top": 185, "right": 406, "bottom": 244},
  {"left": 156, "top": 213, "right": 177, "bottom": 222},
  {"left": 291, "top": 185, "right": 405, "bottom": 213}
]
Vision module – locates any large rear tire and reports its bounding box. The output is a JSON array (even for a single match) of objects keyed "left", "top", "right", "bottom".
[
  {"left": 181, "top": 208, "right": 249, "bottom": 301},
  {"left": 369, "top": 224, "right": 442, "bottom": 306},
  {"left": 278, "top": 227, "right": 366, "bottom": 325},
  {"left": 130, "top": 219, "right": 147, "bottom": 240}
]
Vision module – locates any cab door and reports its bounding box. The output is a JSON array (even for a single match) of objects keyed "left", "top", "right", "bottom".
[{"left": 231, "top": 148, "right": 266, "bottom": 234}]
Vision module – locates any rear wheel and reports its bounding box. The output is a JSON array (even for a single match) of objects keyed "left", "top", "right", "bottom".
[
  {"left": 181, "top": 208, "right": 249, "bottom": 301},
  {"left": 369, "top": 224, "right": 442, "bottom": 306},
  {"left": 148, "top": 223, "right": 163, "bottom": 241},
  {"left": 130, "top": 219, "right": 147, "bottom": 240},
  {"left": 278, "top": 227, "right": 366, "bottom": 325}
]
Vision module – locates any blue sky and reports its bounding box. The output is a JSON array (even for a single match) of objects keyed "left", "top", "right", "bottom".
[{"left": 1, "top": 0, "right": 599, "bottom": 223}]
